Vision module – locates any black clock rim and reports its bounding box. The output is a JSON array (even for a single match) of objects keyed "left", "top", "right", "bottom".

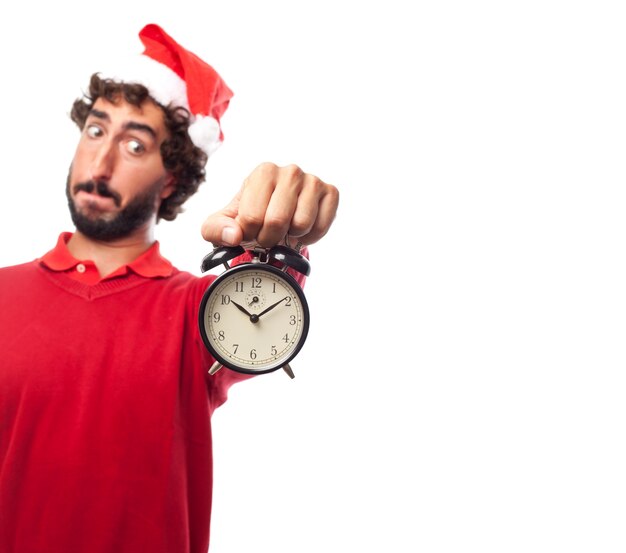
[{"left": 198, "top": 263, "right": 310, "bottom": 375}]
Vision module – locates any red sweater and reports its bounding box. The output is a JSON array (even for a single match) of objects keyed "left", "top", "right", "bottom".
[{"left": 0, "top": 238, "right": 253, "bottom": 552}]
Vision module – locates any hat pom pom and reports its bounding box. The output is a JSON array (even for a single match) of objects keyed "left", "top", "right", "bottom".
[{"left": 188, "top": 115, "right": 222, "bottom": 158}]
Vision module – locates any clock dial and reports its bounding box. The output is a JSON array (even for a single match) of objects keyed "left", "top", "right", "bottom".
[{"left": 200, "top": 264, "right": 309, "bottom": 374}]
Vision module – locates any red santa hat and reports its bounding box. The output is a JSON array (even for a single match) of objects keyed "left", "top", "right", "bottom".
[{"left": 99, "top": 23, "right": 233, "bottom": 160}]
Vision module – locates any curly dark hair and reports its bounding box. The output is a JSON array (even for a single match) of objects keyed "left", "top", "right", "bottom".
[{"left": 70, "top": 73, "right": 208, "bottom": 221}]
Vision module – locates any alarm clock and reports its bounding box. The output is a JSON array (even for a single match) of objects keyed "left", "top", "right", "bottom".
[{"left": 198, "top": 245, "right": 310, "bottom": 378}]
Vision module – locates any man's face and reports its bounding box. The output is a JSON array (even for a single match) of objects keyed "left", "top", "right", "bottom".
[{"left": 66, "top": 97, "right": 174, "bottom": 241}]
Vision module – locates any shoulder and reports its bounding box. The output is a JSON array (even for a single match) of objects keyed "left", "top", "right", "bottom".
[
  {"left": 0, "top": 261, "right": 48, "bottom": 307},
  {"left": 144, "top": 268, "right": 217, "bottom": 307},
  {"left": 164, "top": 268, "right": 215, "bottom": 291},
  {"left": 0, "top": 260, "right": 40, "bottom": 280}
]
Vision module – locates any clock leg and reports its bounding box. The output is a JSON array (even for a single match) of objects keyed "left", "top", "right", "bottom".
[
  {"left": 282, "top": 364, "right": 295, "bottom": 379},
  {"left": 209, "top": 361, "right": 223, "bottom": 375}
]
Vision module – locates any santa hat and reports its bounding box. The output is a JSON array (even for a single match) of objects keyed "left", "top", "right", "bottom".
[{"left": 99, "top": 23, "right": 233, "bottom": 160}]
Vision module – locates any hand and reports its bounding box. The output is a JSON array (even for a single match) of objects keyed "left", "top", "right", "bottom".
[
  {"left": 230, "top": 300, "right": 253, "bottom": 318},
  {"left": 200, "top": 163, "right": 339, "bottom": 249},
  {"left": 257, "top": 296, "right": 289, "bottom": 319}
]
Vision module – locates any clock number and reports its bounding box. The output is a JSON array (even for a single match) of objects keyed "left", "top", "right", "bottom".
[
  {"left": 250, "top": 349, "right": 257, "bottom": 360},
  {"left": 251, "top": 277, "right": 262, "bottom": 288},
  {"left": 285, "top": 297, "right": 292, "bottom": 307},
  {"left": 289, "top": 315, "right": 296, "bottom": 325},
  {"left": 232, "top": 344, "right": 239, "bottom": 354},
  {"left": 271, "top": 345, "right": 278, "bottom": 356},
  {"left": 218, "top": 331, "right": 225, "bottom": 341},
  {"left": 282, "top": 333, "right": 289, "bottom": 343},
  {"left": 220, "top": 295, "right": 231, "bottom": 305},
  {"left": 213, "top": 312, "right": 221, "bottom": 323},
  {"left": 235, "top": 281, "right": 244, "bottom": 292},
  {"left": 272, "top": 283, "right": 277, "bottom": 293}
]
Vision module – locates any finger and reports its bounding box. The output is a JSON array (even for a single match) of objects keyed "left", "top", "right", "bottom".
[
  {"left": 235, "top": 164, "right": 280, "bottom": 242},
  {"left": 255, "top": 167, "right": 304, "bottom": 246},
  {"left": 285, "top": 173, "right": 324, "bottom": 239},
  {"left": 200, "top": 185, "right": 244, "bottom": 246},
  {"left": 291, "top": 182, "right": 339, "bottom": 246}
]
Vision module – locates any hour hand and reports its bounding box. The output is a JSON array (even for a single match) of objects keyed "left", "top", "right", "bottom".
[{"left": 230, "top": 300, "right": 253, "bottom": 317}]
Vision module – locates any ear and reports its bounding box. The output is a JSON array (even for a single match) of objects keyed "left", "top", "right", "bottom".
[{"left": 160, "top": 173, "right": 176, "bottom": 200}]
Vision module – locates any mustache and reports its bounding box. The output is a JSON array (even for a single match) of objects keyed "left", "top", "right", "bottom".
[{"left": 73, "top": 181, "right": 122, "bottom": 207}]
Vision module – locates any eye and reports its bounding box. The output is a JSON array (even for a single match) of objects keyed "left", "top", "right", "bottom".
[
  {"left": 85, "top": 124, "right": 103, "bottom": 139},
  {"left": 125, "top": 139, "right": 145, "bottom": 155}
]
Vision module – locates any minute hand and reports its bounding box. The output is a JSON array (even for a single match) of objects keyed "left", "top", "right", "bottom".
[{"left": 257, "top": 296, "right": 289, "bottom": 319}]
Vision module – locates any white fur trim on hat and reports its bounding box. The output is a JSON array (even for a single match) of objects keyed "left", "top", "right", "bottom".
[
  {"left": 101, "top": 55, "right": 190, "bottom": 112},
  {"left": 188, "top": 115, "right": 222, "bottom": 157}
]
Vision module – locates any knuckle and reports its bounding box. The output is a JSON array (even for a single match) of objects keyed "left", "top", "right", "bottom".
[
  {"left": 289, "top": 214, "right": 311, "bottom": 236},
  {"left": 264, "top": 215, "right": 287, "bottom": 233},
  {"left": 310, "top": 177, "right": 326, "bottom": 194},
  {"left": 238, "top": 212, "right": 264, "bottom": 229},
  {"left": 283, "top": 163, "right": 304, "bottom": 178},
  {"left": 254, "top": 162, "right": 278, "bottom": 178},
  {"left": 263, "top": 215, "right": 285, "bottom": 229},
  {"left": 280, "top": 164, "right": 305, "bottom": 188},
  {"left": 327, "top": 184, "right": 340, "bottom": 205}
]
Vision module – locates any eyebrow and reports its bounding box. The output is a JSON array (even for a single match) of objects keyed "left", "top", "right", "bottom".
[{"left": 88, "top": 108, "right": 158, "bottom": 140}]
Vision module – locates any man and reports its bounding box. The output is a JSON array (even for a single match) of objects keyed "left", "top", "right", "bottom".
[{"left": 0, "top": 24, "right": 338, "bottom": 553}]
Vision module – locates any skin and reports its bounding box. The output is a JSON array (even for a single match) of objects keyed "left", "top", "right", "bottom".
[
  {"left": 201, "top": 162, "right": 340, "bottom": 249},
  {"left": 67, "top": 96, "right": 340, "bottom": 277}
]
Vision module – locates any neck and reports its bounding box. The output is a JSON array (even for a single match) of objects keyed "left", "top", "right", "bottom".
[{"left": 67, "top": 224, "right": 156, "bottom": 278}]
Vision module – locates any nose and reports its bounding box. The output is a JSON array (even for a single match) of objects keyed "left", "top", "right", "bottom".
[{"left": 89, "top": 140, "right": 115, "bottom": 182}]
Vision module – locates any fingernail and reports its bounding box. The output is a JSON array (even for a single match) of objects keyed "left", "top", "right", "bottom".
[{"left": 221, "top": 226, "right": 237, "bottom": 245}]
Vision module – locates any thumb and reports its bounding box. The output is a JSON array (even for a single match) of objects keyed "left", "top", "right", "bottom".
[
  {"left": 201, "top": 213, "right": 244, "bottom": 246},
  {"left": 200, "top": 182, "right": 245, "bottom": 246}
]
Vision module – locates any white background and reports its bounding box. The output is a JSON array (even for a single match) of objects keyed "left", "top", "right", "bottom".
[{"left": 1, "top": 1, "right": 625, "bottom": 552}]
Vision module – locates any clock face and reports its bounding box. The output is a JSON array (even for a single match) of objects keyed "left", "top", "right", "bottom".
[{"left": 199, "top": 264, "right": 309, "bottom": 374}]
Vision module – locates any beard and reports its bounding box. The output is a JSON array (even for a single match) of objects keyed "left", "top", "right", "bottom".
[{"left": 66, "top": 174, "right": 162, "bottom": 241}]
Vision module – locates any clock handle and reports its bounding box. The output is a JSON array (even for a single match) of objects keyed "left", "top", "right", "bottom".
[
  {"left": 269, "top": 245, "right": 311, "bottom": 276},
  {"left": 201, "top": 246, "right": 246, "bottom": 273}
]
